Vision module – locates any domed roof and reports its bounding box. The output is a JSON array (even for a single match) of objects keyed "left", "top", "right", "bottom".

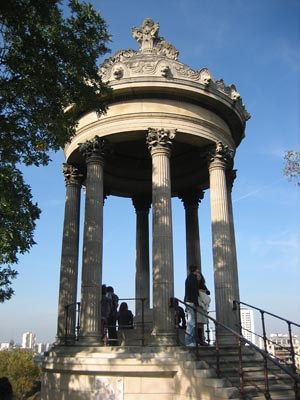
[{"left": 100, "top": 18, "right": 250, "bottom": 129}]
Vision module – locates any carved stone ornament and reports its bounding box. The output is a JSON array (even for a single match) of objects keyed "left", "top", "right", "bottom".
[
  {"left": 78, "top": 136, "right": 112, "bottom": 162},
  {"left": 226, "top": 169, "right": 237, "bottom": 190},
  {"left": 209, "top": 141, "right": 234, "bottom": 165},
  {"left": 132, "top": 196, "right": 152, "bottom": 212},
  {"left": 62, "top": 163, "right": 84, "bottom": 186},
  {"left": 146, "top": 128, "right": 176, "bottom": 152},
  {"left": 179, "top": 190, "right": 204, "bottom": 208},
  {"left": 99, "top": 19, "right": 250, "bottom": 124},
  {"left": 132, "top": 18, "right": 179, "bottom": 60}
]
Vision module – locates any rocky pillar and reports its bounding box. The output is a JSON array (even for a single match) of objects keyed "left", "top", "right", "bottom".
[
  {"left": 180, "top": 190, "right": 204, "bottom": 275},
  {"left": 132, "top": 196, "right": 151, "bottom": 318},
  {"left": 208, "top": 142, "right": 239, "bottom": 336},
  {"left": 56, "top": 164, "right": 83, "bottom": 343},
  {"left": 78, "top": 136, "right": 110, "bottom": 343},
  {"left": 146, "top": 128, "right": 176, "bottom": 345}
]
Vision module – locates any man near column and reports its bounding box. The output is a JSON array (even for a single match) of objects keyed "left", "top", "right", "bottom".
[
  {"left": 184, "top": 265, "right": 199, "bottom": 346},
  {"left": 106, "top": 286, "right": 119, "bottom": 346}
]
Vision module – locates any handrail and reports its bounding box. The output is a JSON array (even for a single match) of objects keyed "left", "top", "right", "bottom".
[
  {"left": 173, "top": 297, "right": 300, "bottom": 400},
  {"left": 233, "top": 299, "right": 300, "bottom": 385},
  {"left": 64, "top": 297, "right": 147, "bottom": 346},
  {"left": 234, "top": 300, "right": 300, "bottom": 328}
]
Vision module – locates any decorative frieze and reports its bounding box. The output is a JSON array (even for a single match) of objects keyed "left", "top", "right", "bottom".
[
  {"left": 99, "top": 19, "right": 250, "bottom": 124},
  {"left": 62, "top": 163, "right": 84, "bottom": 186},
  {"left": 146, "top": 128, "right": 176, "bottom": 153}
]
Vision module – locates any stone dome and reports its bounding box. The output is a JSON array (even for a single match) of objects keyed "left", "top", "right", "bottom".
[{"left": 64, "top": 18, "right": 250, "bottom": 197}]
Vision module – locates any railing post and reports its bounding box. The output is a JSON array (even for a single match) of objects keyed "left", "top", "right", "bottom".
[
  {"left": 287, "top": 322, "right": 299, "bottom": 400},
  {"left": 194, "top": 305, "right": 199, "bottom": 359},
  {"left": 65, "top": 305, "right": 69, "bottom": 345},
  {"left": 215, "top": 322, "right": 221, "bottom": 377},
  {"left": 141, "top": 298, "right": 145, "bottom": 346},
  {"left": 238, "top": 336, "right": 245, "bottom": 398},
  {"left": 76, "top": 302, "right": 81, "bottom": 340},
  {"left": 260, "top": 310, "right": 271, "bottom": 399},
  {"left": 206, "top": 321, "right": 210, "bottom": 345}
]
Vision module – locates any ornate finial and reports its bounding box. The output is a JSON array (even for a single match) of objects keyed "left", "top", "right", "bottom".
[
  {"left": 62, "top": 164, "right": 84, "bottom": 186},
  {"left": 132, "top": 18, "right": 179, "bottom": 60},
  {"left": 132, "top": 18, "right": 159, "bottom": 53},
  {"left": 146, "top": 128, "right": 176, "bottom": 152},
  {"left": 78, "top": 136, "right": 112, "bottom": 163}
]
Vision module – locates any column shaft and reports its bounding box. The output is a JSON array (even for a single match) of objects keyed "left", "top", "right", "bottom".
[
  {"left": 209, "top": 143, "right": 239, "bottom": 332},
  {"left": 79, "top": 136, "right": 109, "bottom": 343},
  {"left": 227, "top": 171, "right": 240, "bottom": 305},
  {"left": 181, "top": 191, "right": 204, "bottom": 274},
  {"left": 133, "top": 198, "right": 151, "bottom": 318},
  {"left": 57, "top": 165, "right": 82, "bottom": 342},
  {"left": 147, "top": 128, "right": 176, "bottom": 344}
]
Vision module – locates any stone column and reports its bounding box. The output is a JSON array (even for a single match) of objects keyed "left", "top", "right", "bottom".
[
  {"left": 208, "top": 142, "right": 239, "bottom": 336},
  {"left": 180, "top": 190, "right": 204, "bottom": 275},
  {"left": 56, "top": 164, "right": 83, "bottom": 343},
  {"left": 226, "top": 170, "right": 240, "bottom": 305},
  {"left": 78, "top": 136, "right": 110, "bottom": 343},
  {"left": 146, "top": 128, "right": 176, "bottom": 345},
  {"left": 132, "top": 196, "right": 151, "bottom": 318}
]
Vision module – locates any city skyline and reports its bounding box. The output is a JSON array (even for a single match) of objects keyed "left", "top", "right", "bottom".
[{"left": 1, "top": 0, "right": 299, "bottom": 343}]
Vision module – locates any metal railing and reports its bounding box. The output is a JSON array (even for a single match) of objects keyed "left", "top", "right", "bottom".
[
  {"left": 172, "top": 297, "right": 300, "bottom": 400},
  {"left": 64, "top": 297, "right": 148, "bottom": 346},
  {"left": 233, "top": 300, "right": 300, "bottom": 376}
]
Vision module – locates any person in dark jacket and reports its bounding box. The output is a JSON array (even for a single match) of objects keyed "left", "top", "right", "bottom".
[
  {"left": 184, "top": 265, "right": 199, "bottom": 346},
  {"left": 117, "top": 302, "right": 133, "bottom": 330},
  {"left": 106, "top": 286, "right": 119, "bottom": 345}
]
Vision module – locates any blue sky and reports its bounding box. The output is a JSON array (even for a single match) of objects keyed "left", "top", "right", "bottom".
[{"left": 1, "top": 0, "right": 299, "bottom": 344}]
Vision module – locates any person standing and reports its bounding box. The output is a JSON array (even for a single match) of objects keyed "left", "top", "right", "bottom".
[
  {"left": 196, "top": 271, "right": 211, "bottom": 345},
  {"left": 106, "top": 286, "right": 119, "bottom": 345},
  {"left": 184, "top": 265, "right": 199, "bottom": 346}
]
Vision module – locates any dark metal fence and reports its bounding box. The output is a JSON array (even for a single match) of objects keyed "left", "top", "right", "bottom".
[{"left": 172, "top": 297, "right": 300, "bottom": 400}]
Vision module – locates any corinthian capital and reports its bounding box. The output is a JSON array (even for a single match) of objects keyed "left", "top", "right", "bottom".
[
  {"left": 146, "top": 128, "right": 176, "bottom": 153},
  {"left": 208, "top": 141, "right": 234, "bottom": 167},
  {"left": 78, "top": 136, "right": 112, "bottom": 163},
  {"left": 226, "top": 169, "right": 237, "bottom": 191},
  {"left": 179, "top": 189, "right": 204, "bottom": 209},
  {"left": 62, "top": 163, "right": 84, "bottom": 186}
]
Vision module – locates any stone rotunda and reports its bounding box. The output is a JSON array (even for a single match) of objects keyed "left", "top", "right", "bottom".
[{"left": 41, "top": 18, "right": 250, "bottom": 399}]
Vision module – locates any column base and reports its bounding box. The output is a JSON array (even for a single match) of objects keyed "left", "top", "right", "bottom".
[
  {"left": 78, "top": 335, "right": 102, "bottom": 346},
  {"left": 150, "top": 331, "right": 177, "bottom": 346}
]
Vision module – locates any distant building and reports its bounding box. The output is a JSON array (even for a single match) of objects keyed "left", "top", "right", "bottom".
[
  {"left": 21, "top": 332, "right": 36, "bottom": 350},
  {"left": 260, "top": 333, "right": 300, "bottom": 370},
  {"left": 240, "top": 308, "right": 255, "bottom": 344},
  {"left": 0, "top": 343, "right": 10, "bottom": 350},
  {"left": 35, "top": 343, "right": 45, "bottom": 353}
]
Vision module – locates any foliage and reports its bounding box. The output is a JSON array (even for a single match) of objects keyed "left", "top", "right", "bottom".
[
  {"left": 283, "top": 150, "right": 300, "bottom": 186},
  {"left": 0, "top": 349, "right": 41, "bottom": 399},
  {"left": 0, "top": 0, "right": 111, "bottom": 300},
  {"left": 0, "top": 165, "right": 40, "bottom": 301}
]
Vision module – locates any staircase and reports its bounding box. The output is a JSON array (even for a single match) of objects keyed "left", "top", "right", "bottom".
[{"left": 183, "top": 345, "right": 298, "bottom": 400}]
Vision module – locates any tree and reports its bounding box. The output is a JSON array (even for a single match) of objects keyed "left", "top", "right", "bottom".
[
  {"left": 0, "top": 349, "right": 41, "bottom": 399},
  {"left": 0, "top": 0, "right": 111, "bottom": 300},
  {"left": 283, "top": 150, "right": 300, "bottom": 186}
]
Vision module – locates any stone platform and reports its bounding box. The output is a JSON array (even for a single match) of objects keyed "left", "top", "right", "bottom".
[{"left": 38, "top": 345, "right": 232, "bottom": 400}]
